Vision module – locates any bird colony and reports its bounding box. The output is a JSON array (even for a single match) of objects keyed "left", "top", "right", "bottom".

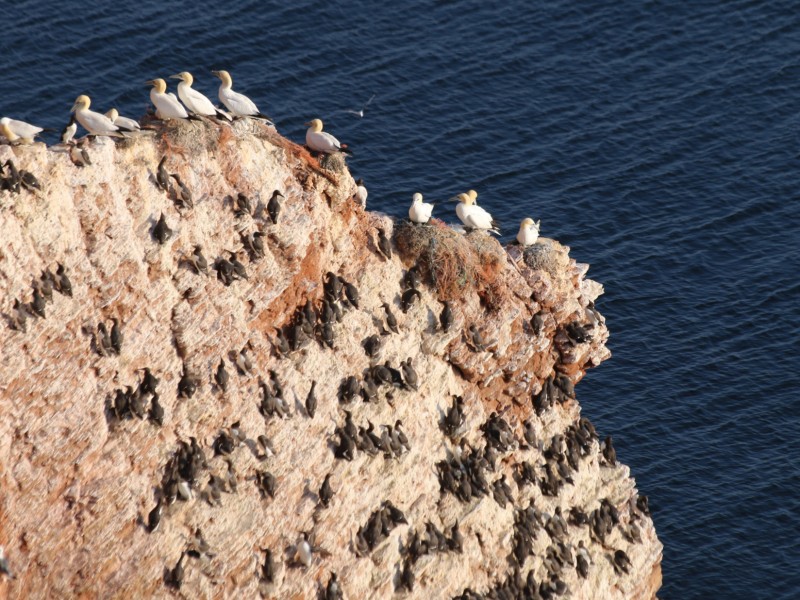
[{"left": 0, "top": 69, "right": 661, "bottom": 598}]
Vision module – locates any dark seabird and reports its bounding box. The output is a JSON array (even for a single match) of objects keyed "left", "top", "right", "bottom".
[
  {"left": 147, "top": 499, "right": 162, "bottom": 532},
  {"left": 376, "top": 228, "right": 392, "bottom": 260},
  {"left": 260, "top": 548, "right": 275, "bottom": 584},
  {"left": 215, "top": 359, "right": 229, "bottom": 392},
  {"left": 178, "top": 369, "right": 198, "bottom": 399},
  {"left": 363, "top": 334, "right": 381, "bottom": 358},
  {"left": 244, "top": 230, "right": 265, "bottom": 259},
  {"left": 273, "top": 328, "right": 290, "bottom": 357},
  {"left": 61, "top": 115, "right": 77, "bottom": 144},
  {"left": 531, "top": 311, "right": 544, "bottom": 335},
  {"left": 156, "top": 157, "right": 171, "bottom": 193},
  {"left": 325, "top": 571, "right": 341, "bottom": 600},
  {"left": 31, "top": 288, "right": 46, "bottom": 318},
  {"left": 129, "top": 389, "right": 147, "bottom": 419},
  {"left": 324, "top": 272, "right": 343, "bottom": 302},
  {"left": 612, "top": 549, "right": 631, "bottom": 575},
  {"left": 522, "top": 419, "right": 537, "bottom": 448},
  {"left": 153, "top": 213, "right": 172, "bottom": 245},
  {"left": 401, "top": 358, "right": 419, "bottom": 390},
  {"left": 305, "top": 381, "right": 317, "bottom": 418},
  {"left": 20, "top": 170, "right": 41, "bottom": 192},
  {"left": 467, "top": 324, "right": 488, "bottom": 351},
  {"left": 3, "top": 160, "right": 21, "bottom": 193},
  {"left": 343, "top": 281, "right": 359, "bottom": 308},
  {"left": 319, "top": 473, "right": 333, "bottom": 507},
  {"left": 602, "top": 435, "right": 617, "bottom": 466},
  {"left": 215, "top": 257, "right": 235, "bottom": 286},
  {"left": 110, "top": 317, "right": 123, "bottom": 355},
  {"left": 439, "top": 301, "right": 454, "bottom": 332},
  {"left": 381, "top": 302, "right": 399, "bottom": 334},
  {"left": 167, "top": 552, "right": 186, "bottom": 589},
  {"left": 35, "top": 276, "right": 52, "bottom": 304},
  {"left": 235, "top": 192, "right": 252, "bottom": 217},
  {"left": 257, "top": 434, "right": 276, "bottom": 459},
  {"left": 170, "top": 174, "right": 193, "bottom": 209},
  {"left": 96, "top": 322, "right": 113, "bottom": 355},
  {"left": 256, "top": 470, "right": 276, "bottom": 498},
  {"left": 149, "top": 393, "right": 164, "bottom": 425},
  {"left": 319, "top": 321, "right": 335, "bottom": 349},
  {"left": 229, "top": 253, "right": 248, "bottom": 280},
  {"left": 235, "top": 347, "right": 253, "bottom": 375},
  {"left": 398, "top": 560, "right": 415, "bottom": 592},
  {"left": 267, "top": 190, "right": 283, "bottom": 224},
  {"left": 0, "top": 546, "right": 14, "bottom": 579},
  {"left": 55, "top": 263, "right": 72, "bottom": 296},
  {"left": 10, "top": 299, "right": 27, "bottom": 332},
  {"left": 188, "top": 245, "right": 208, "bottom": 275},
  {"left": 400, "top": 288, "right": 421, "bottom": 313},
  {"left": 404, "top": 267, "right": 420, "bottom": 291}
]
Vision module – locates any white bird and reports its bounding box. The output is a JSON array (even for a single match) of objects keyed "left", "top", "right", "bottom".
[
  {"left": 146, "top": 78, "right": 189, "bottom": 120},
  {"left": 0, "top": 117, "right": 44, "bottom": 144},
  {"left": 343, "top": 93, "right": 375, "bottom": 118},
  {"left": 516, "top": 217, "right": 541, "bottom": 246},
  {"left": 355, "top": 178, "right": 368, "bottom": 207},
  {"left": 305, "top": 119, "right": 351, "bottom": 155},
  {"left": 170, "top": 72, "right": 231, "bottom": 120},
  {"left": 211, "top": 70, "right": 270, "bottom": 120},
  {"left": 60, "top": 116, "right": 77, "bottom": 144},
  {"left": 71, "top": 95, "right": 126, "bottom": 137},
  {"left": 455, "top": 192, "right": 500, "bottom": 234},
  {"left": 105, "top": 108, "right": 140, "bottom": 131},
  {"left": 409, "top": 192, "right": 434, "bottom": 224}
]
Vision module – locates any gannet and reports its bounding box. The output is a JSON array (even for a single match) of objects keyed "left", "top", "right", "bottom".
[
  {"left": 71, "top": 95, "right": 127, "bottom": 136},
  {"left": 105, "top": 108, "right": 140, "bottom": 131},
  {"left": 170, "top": 72, "right": 231, "bottom": 119},
  {"left": 211, "top": 70, "right": 270, "bottom": 120},
  {"left": 146, "top": 79, "right": 189, "bottom": 120},
  {"left": 0, "top": 117, "right": 44, "bottom": 144},
  {"left": 305, "top": 119, "right": 351, "bottom": 154},
  {"left": 516, "top": 218, "right": 541, "bottom": 246},
  {"left": 60, "top": 116, "right": 77, "bottom": 144},
  {"left": 455, "top": 192, "right": 500, "bottom": 234},
  {"left": 409, "top": 192, "right": 434, "bottom": 224}
]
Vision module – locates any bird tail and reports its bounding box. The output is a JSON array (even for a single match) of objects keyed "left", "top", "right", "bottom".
[
  {"left": 340, "top": 144, "right": 353, "bottom": 156},
  {"left": 489, "top": 220, "right": 501, "bottom": 236}
]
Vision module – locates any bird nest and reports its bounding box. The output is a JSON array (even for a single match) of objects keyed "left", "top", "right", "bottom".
[{"left": 394, "top": 219, "right": 508, "bottom": 308}]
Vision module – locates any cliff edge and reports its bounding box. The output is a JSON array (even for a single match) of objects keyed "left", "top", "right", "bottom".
[{"left": 0, "top": 119, "right": 662, "bottom": 599}]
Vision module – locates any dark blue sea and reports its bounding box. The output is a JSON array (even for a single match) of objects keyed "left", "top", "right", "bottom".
[{"left": 3, "top": 1, "right": 799, "bottom": 597}]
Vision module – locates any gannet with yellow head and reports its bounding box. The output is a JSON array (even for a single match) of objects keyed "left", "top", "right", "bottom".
[
  {"left": 455, "top": 192, "right": 500, "bottom": 234},
  {"left": 170, "top": 72, "right": 231, "bottom": 120},
  {"left": 146, "top": 78, "right": 189, "bottom": 120},
  {"left": 409, "top": 192, "right": 434, "bottom": 224},
  {"left": 211, "top": 70, "right": 270, "bottom": 121},
  {"left": 71, "top": 95, "right": 126, "bottom": 137},
  {"left": 516, "top": 218, "right": 541, "bottom": 246},
  {"left": 305, "top": 119, "right": 352, "bottom": 155},
  {"left": 1, "top": 117, "right": 44, "bottom": 144},
  {"left": 105, "top": 108, "right": 140, "bottom": 131}
]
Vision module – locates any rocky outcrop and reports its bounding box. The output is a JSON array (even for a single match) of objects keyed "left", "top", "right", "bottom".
[{"left": 0, "top": 119, "right": 662, "bottom": 599}]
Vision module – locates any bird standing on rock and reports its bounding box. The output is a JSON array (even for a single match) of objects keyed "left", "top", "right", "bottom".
[
  {"left": 267, "top": 190, "right": 283, "bottom": 224},
  {"left": 170, "top": 71, "right": 230, "bottom": 119},
  {"left": 454, "top": 192, "right": 500, "bottom": 234},
  {"left": 376, "top": 228, "right": 392, "bottom": 260},
  {"left": 409, "top": 192, "right": 434, "bottom": 224},
  {"left": 212, "top": 70, "right": 271, "bottom": 120},
  {"left": 305, "top": 119, "right": 351, "bottom": 155},
  {"left": 146, "top": 78, "right": 190, "bottom": 120},
  {"left": 517, "top": 218, "right": 541, "bottom": 246},
  {"left": 355, "top": 178, "right": 368, "bottom": 207}
]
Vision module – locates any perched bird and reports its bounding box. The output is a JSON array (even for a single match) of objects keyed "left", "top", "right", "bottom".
[
  {"left": 355, "top": 178, "right": 368, "bottom": 207},
  {"left": 212, "top": 70, "right": 271, "bottom": 120},
  {"left": 409, "top": 192, "right": 434, "bottom": 224},
  {"left": 267, "top": 190, "right": 283, "bottom": 224},
  {"left": 156, "top": 156, "right": 171, "bottom": 193},
  {"left": 294, "top": 533, "right": 313, "bottom": 568},
  {"left": 167, "top": 552, "right": 186, "bottom": 589},
  {"left": 215, "top": 359, "right": 229, "bottom": 393},
  {"left": 0, "top": 116, "right": 43, "bottom": 144},
  {"left": 440, "top": 301, "right": 454, "bottom": 332},
  {"left": 454, "top": 192, "right": 500, "bottom": 234},
  {"left": 60, "top": 115, "right": 77, "bottom": 144},
  {"left": 376, "top": 228, "right": 392, "bottom": 260},
  {"left": 400, "top": 288, "right": 421, "bottom": 313},
  {"left": 517, "top": 218, "right": 541, "bottom": 246},
  {"left": 305, "top": 119, "right": 351, "bottom": 154},
  {"left": 170, "top": 174, "right": 193, "bottom": 209},
  {"left": 170, "top": 71, "right": 230, "bottom": 119},
  {"left": 305, "top": 381, "right": 317, "bottom": 418},
  {"left": 147, "top": 78, "right": 189, "bottom": 120},
  {"left": 153, "top": 213, "right": 173, "bottom": 244},
  {"left": 146, "top": 499, "right": 162, "bottom": 533},
  {"left": 381, "top": 302, "right": 399, "bottom": 334},
  {"left": 71, "top": 95, "right": 128, "bottom": 137},
  {"left": 104, "top": 108, "right": 141, "bottom": 131},
  {"left": 319, "top": 473, "right": 334, "bottom": 507},
  {"left": 110, "top": 317, "right": 123, "bottom": 354},
  {"left": 69, "top": 144, "right": 91, "bottom": 167},
  {"left": 10, "top": 299, "right": 27, "bottom": 332},
  {"left": 55, "top": 263, "right": 72, "bottom": 296},
  {"left": 189, "top": 245, "right": 209, "bottom": 275},
  {"left": 234, "top": 192, "right": 252, "bottom": 217}
]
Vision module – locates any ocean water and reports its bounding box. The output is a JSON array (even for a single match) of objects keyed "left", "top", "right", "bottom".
[{"left": 3, "top": 1, "right": 799, "bottom": 597}]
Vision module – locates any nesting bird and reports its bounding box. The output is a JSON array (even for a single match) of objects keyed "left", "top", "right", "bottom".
[
  {"left": 355, "top": 178, "right": 368, "bottom": 207},
  {"left": 60, "top": 116, "right": 77, "bottom": 144},
  {"left": 212, "top": 70, "right": 270, "bottom": 120},
  {"left": 517, "top": 218, "right": 541, "bottom": 246},
  {"left": 71, "top": 95, "right": 128, "bottom": 137},
  {"left": 147, "top": 78, "right": 189, "bottom": 120},
  {"left": 305, "top": 119, "right": 351, "bottom": 155},
  {"left": 454, "top": 192, "right": 500, "bottom": 234},
  {"left": 1, "top": 116, "right": 43, "bottom": 144},
  {"left": 170, "top": 71, "right": 230, "bottom": 119},
  {"left": 105, "top": 108, "right": 141, "bottom": 131},
  {"left": 409, "top": 192, "right": 434, "bottom": 224}
]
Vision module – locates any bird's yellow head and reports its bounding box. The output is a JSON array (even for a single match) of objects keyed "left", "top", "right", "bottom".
[
  {"left": 71, "top": 95, "right": 91, "bottom": 112},
  {"left": 412, "top": 192, "right": 424, "bottom": 204},
  {"left": 304, "top": 119, "right": 324, "bottom": 132},
  {"left": 459, "top": 192, "right": 474, "bottom": 205},
  {"left": 212, "top": 70, "right": 232, "bottom": 86},
  {"left": 105, "top": 108, "right": 119, "bottom": 121},
  {"left": 521, "top": 217, "right": 534, "bottom": 227},
  {"left": 146, "top": 78, "right": 167, "bottom": 93},
  {"left": 170, "top": 72, "right": 194, "bottom": 85},
  {"left": 468, "top": 189, "right": 478, "bottom": 202}
]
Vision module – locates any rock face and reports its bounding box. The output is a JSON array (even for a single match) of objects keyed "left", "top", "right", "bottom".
[{"left": 0, "top": 120, "right": 662, "bottom": 599}]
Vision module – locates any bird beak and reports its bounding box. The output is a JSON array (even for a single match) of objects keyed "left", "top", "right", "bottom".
[
  {"left": 304, "top": 121, "right": 312, "bottom": 126},
  {"left": 144, "top": 80, "right": 155, "bottom": 87},
  {"left": 445, "top": 196, "right": 461, "bottom": 203},
  {"left": 211, "top": 70, "right": 220, "bottom": 77},
  {"left": 70, "top": 103, "right": 79, "bottom": 113},
  {"left": 168, "top": 74, "right": 182, "bottom": 80}
]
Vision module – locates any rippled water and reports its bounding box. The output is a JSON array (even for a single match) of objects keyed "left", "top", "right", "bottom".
[{"left": 4, "top": 1, "right": 800, "bottom": 597}]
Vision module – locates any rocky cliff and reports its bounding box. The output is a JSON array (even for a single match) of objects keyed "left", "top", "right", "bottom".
[{"left": 0, "top": 119, "right": 662, "bottom": 599}]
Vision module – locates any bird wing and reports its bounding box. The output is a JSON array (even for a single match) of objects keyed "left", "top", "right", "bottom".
[
  {"left": 78, "top": 110, "right": 120, "bottom": 135},
  {"left": 180, "top": 86, "right": 218, "bottom": 116},
  {"left": 153, "top": 92, "right": 188, "bottom": 119},
  {"left": 220, "top": 88, "right": 259, "bottom": 116},
  {"left": 9, "top": 119, "right": 43, "bottom": 138},
  {"left": 114, "top": 115, "right": 141, "bottom": 130}
]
